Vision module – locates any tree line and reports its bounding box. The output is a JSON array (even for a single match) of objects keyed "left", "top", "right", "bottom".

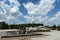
[
  {"left": 0, "top": 21, "right": 43, "bottom": 29},
  {"left": 0, "top": 21, "right": 60, "bottom": 30}
]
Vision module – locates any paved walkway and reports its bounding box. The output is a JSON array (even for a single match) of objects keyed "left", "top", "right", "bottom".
[{"left": 0, "top": 30, "right": 60, "bottom": 40}]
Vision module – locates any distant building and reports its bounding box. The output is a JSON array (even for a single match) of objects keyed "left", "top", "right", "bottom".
[{"left": 26, "top": 27, "right": 37, "bottom": 31}]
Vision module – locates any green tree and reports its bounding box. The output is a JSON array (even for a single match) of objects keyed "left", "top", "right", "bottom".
[
  {"left": 51, "top": 25, "right": 56, "bottom": 30},
  {"left": 0, "top": 21, "right": 8, "bottom": 29}
]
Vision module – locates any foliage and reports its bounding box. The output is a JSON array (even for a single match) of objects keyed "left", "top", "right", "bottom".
[
  {"left": 0, "top": 22, "right": 44, "bottom": 29},
  {"left": 51, "top": 25, "right": 57, "bottom": 30},
  {"left": 0, "top": 21, "right": 8, "bottom": 29}
]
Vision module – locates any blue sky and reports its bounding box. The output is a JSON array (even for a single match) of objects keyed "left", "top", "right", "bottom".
[{"left": 0, "top": 0, "right": 60, "bottom": 26}]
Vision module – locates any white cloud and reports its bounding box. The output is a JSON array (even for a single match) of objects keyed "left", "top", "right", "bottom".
[
  {"left": 0, "top": 0, "right": 23, "bottom": 24},
  {"left": 23, "top": 0, "right": 56, "bottom": 25},
  {"left": 48, "top": 11, "right": 60, "bottom": 26},
  {"left": 10, "top": 7, "right": 17, "bottom": 13},
  {"left": 7, "top": 15, "right": 16, "bottom": 20},
  {"left": 55, "top": 11, "right": 60, "bottom": 18},
  {"left": 0, "top": 0, "right": 59, "bottom": 26},
  {"left": 23, "top": 0, "right": 55, "bottom": 16},
  {"left": 24, "top": 15, "right": 49, "bottom": 24}
]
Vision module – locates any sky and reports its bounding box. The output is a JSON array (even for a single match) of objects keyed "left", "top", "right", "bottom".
[{"left": 0, "top": 0, "right": 60, "bottom": 26}]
